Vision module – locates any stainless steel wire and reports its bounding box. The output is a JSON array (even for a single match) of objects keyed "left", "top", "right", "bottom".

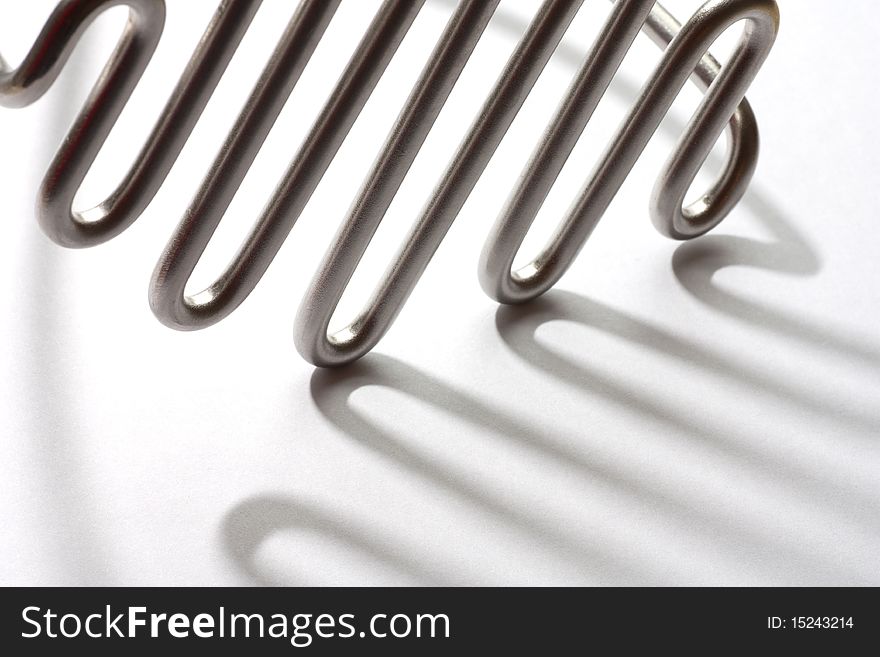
[{"left": 0, "top": 0, "right": 779, "bottom": 367}]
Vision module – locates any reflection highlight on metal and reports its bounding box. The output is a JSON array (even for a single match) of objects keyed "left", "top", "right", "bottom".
[{"left": 0, "top": 0, "right": 778, "bottom": 367}]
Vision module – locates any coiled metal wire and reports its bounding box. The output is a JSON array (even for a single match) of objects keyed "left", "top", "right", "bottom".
[{"left": 0, "top": 0, "right": 779, "bottom": 366}]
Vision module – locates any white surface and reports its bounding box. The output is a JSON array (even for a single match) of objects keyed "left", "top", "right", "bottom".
[{"left": 1, "top": 0, "right": 878, "bottom": 586}]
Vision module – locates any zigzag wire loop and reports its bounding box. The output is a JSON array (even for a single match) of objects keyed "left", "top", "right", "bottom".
[{"left": 0, "top": 0, "right": 779, "bottom": 367}]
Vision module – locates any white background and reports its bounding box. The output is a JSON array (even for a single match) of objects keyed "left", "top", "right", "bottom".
[{"left": 1, "top": 0, "right": 878, "bottom": 585}]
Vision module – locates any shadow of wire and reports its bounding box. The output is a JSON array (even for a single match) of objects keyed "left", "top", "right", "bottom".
[
  {"left": 222, "top": 495, "right": 452, "bottom": 586},
  {"left": 495, "top": 293, "right": 879, "bottom": 534},
  {"left": 306, "top": 357, "right": 662, "bottom": 585},
  {"left": 671, "top": 194, "right": 878, "bottom": 368},
  {"left": 224, "top": 344, "right": 873, "bottom": 584}
]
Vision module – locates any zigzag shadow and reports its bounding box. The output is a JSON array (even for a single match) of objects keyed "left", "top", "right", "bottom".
[
  {"left": 495, "top": 292, "right": 879, "bottom": 526},
  {"left": 222, "top": 350, "right": 874, "bottom": 585},
  {"left": 306, "top": 358, "right": 660, "bottom": 585}
]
